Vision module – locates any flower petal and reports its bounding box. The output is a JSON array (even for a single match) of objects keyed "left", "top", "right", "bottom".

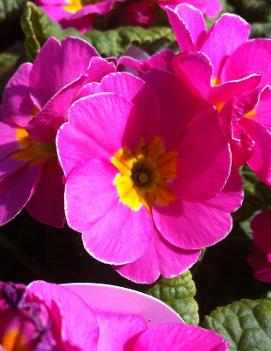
[
  {"left": 0, "top": 63, "right": 35, "bottom": 127},
  {"left": 201, "top": 14, "right": 250, "bottom": 78},
  {"left": 30, "top": 37, "right": 98, "bottom": 107},
  {"left": 65, "top": 158, "right": 154, "bottom": 264},
  {"left": 154, "top": 170, "right": 243, "bottom": 250},
  {"left": 131, "top": 323, "right": 228, "bottom": 351},
  {"left": 116, "top": 230, "right": 200, "bottom": 283}
]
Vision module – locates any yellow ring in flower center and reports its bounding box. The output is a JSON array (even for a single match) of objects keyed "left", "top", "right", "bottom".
[{"left": 111, "top": 136, "right": 177, "bottom": 211}]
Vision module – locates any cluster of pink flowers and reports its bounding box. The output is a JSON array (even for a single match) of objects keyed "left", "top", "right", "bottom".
[
  {"left": 0, "top": 280, "right": 228, "bottom": 350},
  {"left": 1, "top": 0, "right": 271, "bottom": 287}
]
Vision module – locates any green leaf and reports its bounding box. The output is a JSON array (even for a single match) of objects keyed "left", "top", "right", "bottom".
[
  {"left": 203, "top": 299, "right": 271, "bottom": 351},
  {"left": 83, "top": 26, "right": 175, "bottom": 57},
  {"left": 21, "top": 2, "right": 175, "bottom": 60},
  {"left": 0, "top": 0, "right": 25, "bottom": 22},
  {"left": 146, "top": 271, "right": 199, "bottom": 325},
  {"left": 21, "top": 1, "right": 77, "bottom": 60}
]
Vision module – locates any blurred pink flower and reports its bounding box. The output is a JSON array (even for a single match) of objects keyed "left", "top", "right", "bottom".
[
  {"left": 248, "top": 210, "right": 271, "bottom": 283},
  {"left": 0, "top": 36, "right": 114, "bottom": 227},
  {"left": 34, "top": 0, "right": 124, "bottom": 32},
  {"left": 57, "top": 70, "right": 243, "bottom": 283}
]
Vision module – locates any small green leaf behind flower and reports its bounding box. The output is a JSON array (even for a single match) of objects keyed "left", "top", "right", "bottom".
[{"left": 147, "top": 271, "right": 199, "bottom": 325}]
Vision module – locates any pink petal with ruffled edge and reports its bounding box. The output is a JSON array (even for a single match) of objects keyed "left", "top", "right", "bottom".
[
  {"left": 165, "top": 0, "right": 222, "bottom": 19},
  {"left": 27, "top": 281, "right": 99, "bottom": 350},
  {"left": 28, "top": 56, "right": 115, "bottom": 144},
  {"left": 65, "top": 158, "right": 154, "bottom": 265},
  {"left": 222, "top": 39, "right": 271, "bottom": 89},
  {"left": 154, "top": 170, "right": 243, "bottom": 250},
  {"left": 170, "top": 3, "right": 207, "bottom": 46},
  {"left": 26, "top": 162, "right": 65, "bottom": 228},
  {"left": 0, "top": 63, "right": 36, "bottom": 127},
  {"left": 130, "top": 323, "right": 228, "bottom": 351},
  {"left": 201, "top": 14, "right": 250, "bottom": 79},
  {"left": 115, "top": 230, "right": 200, "bottom": 284},
  {"left": 165, "top": 3, "right": 208, "bottom": 51},
  {"left": 188, "top": 0, "right": 222, "bottom": 18},
  {"left": 29, "top": 37, "right": 98, "bottom": 108}
]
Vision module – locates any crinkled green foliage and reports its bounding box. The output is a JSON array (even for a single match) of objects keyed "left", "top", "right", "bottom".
[
  {"left": 21, "top": 1, "right": 77, "bottom": 60},
  {"left": 203, "top": 299, "right": 271, "bottom": 351},
  {"left": 0, "top": 0, "right": 25, "bottom": 22},
  {"left": 21, "top": 1, "right": 175, "bottom": 60},
  {"left": 147, "top": 271, "right": 199, "bottom": 325},
  {"left": 83, "top": 26, "right": 174, "bottom": 56}
]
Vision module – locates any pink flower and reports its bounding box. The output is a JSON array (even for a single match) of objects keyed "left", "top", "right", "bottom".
[
  {"left": 165, "top": 4, "right": 271, "bottom": 184},
  {"left": 0, "top": 281, "right": 99, "bottom": 350},
  {"left": 0, "top": 36, "right": 115, "bottom": 227},
  {"left": 0, "top": 281, "right": 228, "bottom": 350},
  {"left": 34, "top": 0, "right": 123, "bottom": 33},
  {"left": 57, "top": 70, "right": 243, "bottom": 283},
  {"left": 247, "top": 210, "right": 271, "bottom": 283}
]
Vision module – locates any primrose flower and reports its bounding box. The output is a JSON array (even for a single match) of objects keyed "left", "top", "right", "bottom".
[
  {"left": 247, "top": 210, "right": 271, "bottom": 283},
  {"left": 57, "top": 70, "right": 243, "bottom": 283},
  {"left": 166, "top": 4, "right": 271, "bottom": 184},
  {"left": 34, "top": 0, "right": 123, "bottom": 33},
  {"left": 0, "top": 281, "right": 99, "bottom": 350},
  {"left": 0, "top": 36, "right": 115, "bottom": 227}
]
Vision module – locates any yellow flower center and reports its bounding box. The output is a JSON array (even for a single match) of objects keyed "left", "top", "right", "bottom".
[
  {"left": 63, "top": 0, "right": 84, "bottom": 13},
  {"left": 111, "top": 136, "right": 178, "bottom": 211},
  {"left": 12, "top": 128, "right": 56, "bottom": 164}
]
